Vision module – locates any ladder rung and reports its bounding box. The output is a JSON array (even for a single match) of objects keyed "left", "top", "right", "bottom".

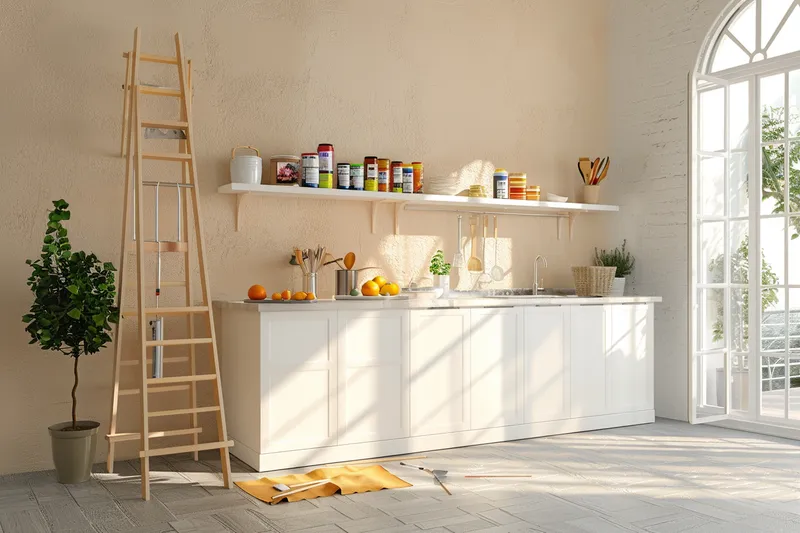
[
  {"left": 106, "top": 427, "right": 202, "bottom": 442},
  {"left": 141, "top": 152, "right": 192, "bottom": 162},
  {"left": 119, "top": 384, "right": 190, "bottom": 396},
  {"left": 131, "top": 241, "right": 188, "bottom": 253},
  {"left": 149, "top": 406, "right": 220, "bottom": 418},
  {"left": 120, "top": 356, "right": 190, "bottom": 367},
  {"left": 145, "top": 338, "right": 212, "bottom": 347},
  {"left": 122, "top": 51, "right": 179, "bottom": 65},
  {"left": 140, "top": 440, "right": 233, "bottom": 458},
  {"left": 147, "top": 374, "right": 217, "bottom": 385},
  {"left": 139, "top": 86, "right": 182, "bottom": 97},
  {"left": 121, "top": 306, "right": 209, "bottom": 318},
  {"left": 141, "top": 119, "right": 189, "bottom": 130}
]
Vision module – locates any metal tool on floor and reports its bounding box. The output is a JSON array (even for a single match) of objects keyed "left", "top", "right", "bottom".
[
  {"left": 399, "top": 462, "right": 452, "bottom": 495},
  {"left": 272, "top": 479, "right": 332, "bottom": 497}
]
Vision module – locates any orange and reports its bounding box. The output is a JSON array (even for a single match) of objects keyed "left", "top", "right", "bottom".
[
  {"left": 305, "top": 292, "right": 316, "bottom": 300},
  {"left": 361, "top": 280, "right": 380, "bottom": 296},
  {"left": 292, "top": 291, "right": 307, "bottom": 300},
  {"left": 281, "top": 289, "right": 292, "bottom": 300},
  {"left": 248, "top": 284, "right": 267, "bottom": 300},
  {"left": 384, "top": 282, "right": 400, "bottom": 296},
  {"left": 372, "top": 276, "right": 388, "bottom": 289},
  {"left": 271, "top": 292, "right": 281, "bottom": 301}
]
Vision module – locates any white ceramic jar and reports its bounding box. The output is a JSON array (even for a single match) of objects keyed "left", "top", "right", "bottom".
[{"left": 230, "top": 145, "right": 263, "bottom": 184}]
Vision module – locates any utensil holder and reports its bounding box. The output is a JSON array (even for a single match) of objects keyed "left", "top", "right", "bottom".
[
  {"left": 303, "top": 272, "right": 317, "bottom": 296},
  {"left": 583, "top": 185, "right": 600, "bottom": 204},
  {"left": 335, "top": 270, "right": 359, "bottom": 296}
]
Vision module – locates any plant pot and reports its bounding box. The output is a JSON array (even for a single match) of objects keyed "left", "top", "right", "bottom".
[
  {"left": 583, "top": 184, "right": 600, "bottom": 204},
  {"left": 434, "top": 275, "right": 450, "bottom": 298},
  {"left": 48, "top": 420, "right": 100, "bottom": 484},
  {"left": 610, "top": 277, "right": 626, "bottom": 297}
]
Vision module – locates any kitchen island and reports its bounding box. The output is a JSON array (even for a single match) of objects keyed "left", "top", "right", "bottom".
[{"left": 216, "top": 296, "right": 661, "bottom": 472}]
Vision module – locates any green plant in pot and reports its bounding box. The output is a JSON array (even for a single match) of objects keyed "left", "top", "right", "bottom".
[
  {"left": 429, "top": 249, "right": 452, "bottom": 295},
  {"left": 22, "top": 200, "right": 119, "bottom": 483},
  {"left": 594, "top": 240, "right": 635, "bottom": 297}
]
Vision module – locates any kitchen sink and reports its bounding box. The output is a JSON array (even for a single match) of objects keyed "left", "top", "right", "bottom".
[{"left": 449, "top": 288, "right": 576, "bottom": 298}]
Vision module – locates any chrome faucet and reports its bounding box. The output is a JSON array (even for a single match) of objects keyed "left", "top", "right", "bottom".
[{"left": 533, "top": 255, "right": 548, "bottom": 294}]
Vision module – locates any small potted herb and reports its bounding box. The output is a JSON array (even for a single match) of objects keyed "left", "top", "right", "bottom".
[
  {"left": 23, "top": 200, "right": 119, "bottom": 483},
  {"left": 429, "top": 250, "right": 452, "bottom": 296},
  {"left": 594, "top": 240, "right": 635, "bottom": 297}
]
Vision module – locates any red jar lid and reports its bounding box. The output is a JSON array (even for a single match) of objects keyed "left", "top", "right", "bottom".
[{"left": 318, "top": 143, "right": 334, "bottom": 149}]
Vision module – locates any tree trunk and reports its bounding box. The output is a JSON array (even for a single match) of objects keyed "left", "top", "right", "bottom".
[{"left": 72, "top": 355, "right": 79, "bottom": 430}]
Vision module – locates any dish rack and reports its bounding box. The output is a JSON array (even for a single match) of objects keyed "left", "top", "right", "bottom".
[{"left": 572, "top": 266, "right": 617, "bottom": 297}]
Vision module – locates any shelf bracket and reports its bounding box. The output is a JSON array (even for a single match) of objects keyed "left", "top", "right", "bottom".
[
  {"left": 568, "top": 212, "right": 578, "bottom": 241},
  {"left": 371, "top": 201, "right": 379, "bottom": 234},
  {"left": 394, "top": 202, "right": 405, "bottom": 235},
  {"left": 235, "top": 194, "right": 245, "bottom": 232}
]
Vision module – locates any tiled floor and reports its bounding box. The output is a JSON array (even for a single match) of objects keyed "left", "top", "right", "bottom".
[{"left": 3, "top": 419, "right": 800, "bottom": 532}]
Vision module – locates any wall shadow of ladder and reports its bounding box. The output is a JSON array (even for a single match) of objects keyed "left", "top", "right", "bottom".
[{"left": 107, "top": 27, "right": 233, "bottom": 501}]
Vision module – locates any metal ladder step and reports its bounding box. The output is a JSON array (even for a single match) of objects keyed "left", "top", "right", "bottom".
[
  {"left": 106, "top": 427, "right": 202, "bottom": 442},
  {"left": 145, "top": 338, "right": 212, "bottom": 348},
  {"left": 148, "top": 406, "right": 220, "bottom": 418},
  {"left": 121, "top": 306, "right": 209, "bottom": 318},
  {"left": 118, "top": 384, "right": 189, "bottom": 396},
  {"left": 147, "top": 374, "right": 217, "bottom": 385},
  {"left": 139, "top": 440, "right": 233, "bottom": 458}
]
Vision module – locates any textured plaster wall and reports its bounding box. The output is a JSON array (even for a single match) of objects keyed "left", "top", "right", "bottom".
[
  {"left": 0, "top": 0, "right": 611, "bottom": 474},
  {"left": 606, "top": 0, "right": 732, "bottom": 421}
]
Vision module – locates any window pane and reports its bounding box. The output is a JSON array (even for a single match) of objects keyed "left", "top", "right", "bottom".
[
  {"left": 761, "top": 74, "right": 786, "bottom": 141},
  {"left": 700, "top": 156, "right": 725, "bottom": 216},
  {"left": 766, "top": 5, "right": 800, "bottom": 58},
  {"left": 730, "top": 153, "right": 749, "bottom": 217},
  {"left": 711, "top": 35, "right": 751, "bottom": 72},
  {"left": 729, "top": 2, "right": 756, "bottom": 53},
  {"left": 701, "top": 222, "right": 725, "bottom": 284},
  {"left": 731, "top": 288, "right": 750, "bottom": 353},
  {"left": 761, "top": 355, "right": 786, "bottom": 418},
  {"left": 791, "top": 218, "right": 800, "bottom": 284},
  {"left": 732, "top": 352, "right": 750, "bottom": 412},
  {"left": 762, "top": 288, "right": 786, "bottom": 352},
  {"left": 790, "top": 142, "right": 800, "bottom": 214},
  {"left": 730, "top": 221, "right": 749, "bottom": 284},
  {"left": 730, "top": 82, "right": 750, "bottom": 150},
  {"left": 790, "top": 289, "right": 800, "bottom": 355},
  {"left": 700, "top": 289, "right": 726, "bottom": 350},
  {"left": 761, "top": 218, "right": 786, "bottom": 283},
  {"left": 790, "top": 70, "right": 800, "bottom": 137},
  {"left": 790, "top": 355, "right": 800, "bottom": 420},
  {"left": 700, "top": 88, "right": 725, "bottom": 151},
  {"left": 761, "top": 144, "right": 786, "bottom": 214},
  {"left": 696, "top": 353, "right": 726, "bottom": 418},
  {"left": 761, "top": 0, "right": 794, "bottom": 50}
]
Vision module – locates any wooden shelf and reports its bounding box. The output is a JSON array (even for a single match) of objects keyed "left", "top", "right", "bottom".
[{"left": 218, "top": 182, "right": 619, "bottom": 239}]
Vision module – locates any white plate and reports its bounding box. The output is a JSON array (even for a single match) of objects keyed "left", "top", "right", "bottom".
[{"left": 334, "top": 295, "right": 410, "bottom": 300}]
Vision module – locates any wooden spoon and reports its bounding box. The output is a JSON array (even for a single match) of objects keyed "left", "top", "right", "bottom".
[
  {"left": 579, "top": 159, "right": 593, "bottom": 184},
  {"left": 467, "top": 218, "right": 482, "bottom": 272},
  {"left": 490, "top": 216, "right": 503, "bottom": 281},
  {"left": 344, "top": 252, "right": 356, "bottom": 270}
]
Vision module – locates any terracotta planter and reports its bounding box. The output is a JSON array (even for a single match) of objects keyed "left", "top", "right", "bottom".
[{"left": 48, "top": 420, "right": 100, "bottom": 484}]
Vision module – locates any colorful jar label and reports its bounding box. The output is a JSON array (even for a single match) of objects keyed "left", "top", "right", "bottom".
[
  {"left": 319, "top": 151, "right": 334, "bottom": 172},
  {"left": 378, "top": 170, "right": 389, "bottom": 186},
  {"left": 351, "top": 167, "right": 365, "bottom": 189},
  {"left": 494, "top": 178, "right": 509, "bottom": 199},
  {"left": 303, "top": 166, "right": 319, "bottom": 186},
  {"left": 337, "top": 165, "right": 351, "bottom": 188},
  {"left": 319, "top": 172, "right": 333, "bottom": 189},
  {"left": 402, "top": 168, "right": 413, "bottom": 193}
]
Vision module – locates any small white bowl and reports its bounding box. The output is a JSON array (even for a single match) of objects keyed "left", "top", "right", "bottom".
[{"left": 546, "top": 193, "right": 569, "bottom": 202}]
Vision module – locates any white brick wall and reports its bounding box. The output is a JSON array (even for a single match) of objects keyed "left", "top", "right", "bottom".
[{"left": 608, "top": 0, "right": 732, "bottom": 420}]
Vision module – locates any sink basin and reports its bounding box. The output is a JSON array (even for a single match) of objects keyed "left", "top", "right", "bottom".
[{"left": 449, "top": 288, "right": 576, "bottom": 298}]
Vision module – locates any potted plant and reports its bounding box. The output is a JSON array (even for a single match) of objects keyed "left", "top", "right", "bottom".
[
  {"left": 594, "top": 240, "right": 635, "bottom": 297},
  {"left": 22, "top": 200, "right": 119, "bottom": 483},
  {"left": 429, "top": 250, "right": 452, "bottom": 296}
]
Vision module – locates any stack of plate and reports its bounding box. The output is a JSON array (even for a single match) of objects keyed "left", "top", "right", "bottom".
[
  {"left": 526, "top": 185, "right": 541, "bottom": 201},
  {"left": 509, "top": 173, "right": 527, "bottom": 200},
  {"left": 469, "top": 184, "right": 489, "bottom": 198},
  {"left": 425, "top": 175, "right": 461, "bottom": 196}
]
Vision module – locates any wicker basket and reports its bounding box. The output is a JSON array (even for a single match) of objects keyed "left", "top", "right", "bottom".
[{"left": 572, "top": 266, "right": 617, "bottom": 297}]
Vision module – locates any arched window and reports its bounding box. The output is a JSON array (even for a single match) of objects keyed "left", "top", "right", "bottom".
[{"left": 691, "top": 0, "right": 800, "bottom": 429}]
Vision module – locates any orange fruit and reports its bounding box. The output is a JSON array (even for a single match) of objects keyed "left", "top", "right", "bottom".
[
  {"left": 372, "top": 276, "right": 388, "bottom": 289},
  {"left": 305, "top": 292, "right": 316, "bottom": 301},
  {"left": 362, "top": 280, "right": 380, "bottom": 296},
  {"left": 292, "top": 291, "right": 307, "bottom": 301},
  {"left": 271, "top": 292, "right": 281, "bottom": 301},
  {"left": 281, "top": 289, "right": 292, "bottom": 300},
  {"left": 385, "top": 282, "right": 400, "bottom": 296},
  {"left": 248, "top": 285, "right": 267, "bottom": 300}
]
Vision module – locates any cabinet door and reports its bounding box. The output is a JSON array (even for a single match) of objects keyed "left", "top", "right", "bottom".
[
  {"left": 261, "top": 311, "right": 337, "bottom": 452},
  {"left": 470, "top": 307, "right": 523, "bottom": 429},
  {"left": 524, "top": 306, "right": 570, "bottom": 423},
  {"left": 570, "top": 305, "right": 606, "bottom": 418},
  {"left": 605, "top": 304, "right": 653, "bottom": 413},
  {"left": 337, "top": 310, "right": 409, "bottom": 444},
  {"left": 409, "top": 309, "right": 470, "bottom": 436}
]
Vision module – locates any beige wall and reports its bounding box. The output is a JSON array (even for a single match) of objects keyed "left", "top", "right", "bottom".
[{"left": 0, "top": 0, "right": 610, "bottom": 474}]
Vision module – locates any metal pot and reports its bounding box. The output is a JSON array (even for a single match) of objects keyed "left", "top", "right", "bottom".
[{"left": 335, "top": 270, "right": 359, "bottom": 296}]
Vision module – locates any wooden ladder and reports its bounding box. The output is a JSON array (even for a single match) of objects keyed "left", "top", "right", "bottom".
[{"left": 108, "top": 27, "right": 232, "bottom": 501}]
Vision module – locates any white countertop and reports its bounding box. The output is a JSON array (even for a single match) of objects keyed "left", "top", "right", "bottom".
[{"left": 216, "top": 295, "right": 662, "bottom": 312}]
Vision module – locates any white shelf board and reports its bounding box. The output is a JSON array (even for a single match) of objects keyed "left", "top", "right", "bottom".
[{"left": 218, "top": 182, "right": 619, "bottom": 238}]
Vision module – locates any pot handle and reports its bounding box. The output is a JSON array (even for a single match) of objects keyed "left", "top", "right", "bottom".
[{"left": 231, "top": 145, "right": 260, "bottom": 160}]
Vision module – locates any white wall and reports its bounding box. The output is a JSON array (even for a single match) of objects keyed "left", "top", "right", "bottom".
[{"left": 607, "top": 0, "right": 732, "bottom": 421}]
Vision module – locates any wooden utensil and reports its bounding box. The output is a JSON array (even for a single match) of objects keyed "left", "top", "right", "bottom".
[
  {"left": 578, "top": 159, "right": 593, "bottom": 184},
  {"left": 344, "top": 252, "right": 356, "bottom": 270},
  {"left": 596, "top": 157, "right": 611, "bottom": 184},
  {"left": 589, "top": 157, "right": 601, "bottom": 184},
  {"left": 294, "top": 249, "right": 307, "bottom": 275},
  {"left": 490, "top": 216, "right": 503, "bottom": 281},
  {"left": 467, "top": 218, "right": 482, "bottom": 272}
]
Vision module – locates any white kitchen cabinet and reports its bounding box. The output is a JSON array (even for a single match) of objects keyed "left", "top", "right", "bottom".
[
  {"left": 337, "top": 310, "right": 409, "bottom": 444},
  {"left": 260, "top": 311, "right": 338, "bottom": 452},
  {"left": 605, "top": 304, "right": 653, "bottom": 413},
  {"left": 470, "top": 307, "right": 523, "bottom": 429},
  {"left": 570, "top": 305, "right": 606, "bottom": 418},
  {"left": 523, "top": 306, "right": 570, "bottom": 423},
  {"left": 409, "top": 308, "right": 471, "bottom": 436}
]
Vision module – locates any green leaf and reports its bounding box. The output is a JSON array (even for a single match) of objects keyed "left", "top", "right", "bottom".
[
  {"left": 67, "top": 285, "right": 79, "bottom": 295},
  {"left": 43, "top": 235, "right": 54, "bottom": 244},
  {"left": 67, "top": 308, "right": 81, "bottom": 319},
  {"left": 22, "top": 314, "right": 33, "bottom": 323},
  {"left": 53, "top": 199, "right": 68, "bottom": 209},
  {"left": 103, "top": 262, "right": 116, "bottom": 271},
  {"left": 92, "top": 314, "right": 105, "bottom": 326}
]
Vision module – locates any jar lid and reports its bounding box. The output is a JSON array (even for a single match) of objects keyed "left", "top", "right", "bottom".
[
  {"left": 337, "top": 162, "right": 350, "bottom": 166},
  {"left": 350, "top": 163, "right": 364, "bottom": 167},
  {"left": 301, "top": 152, "right": 318, "bottom": 157}
]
